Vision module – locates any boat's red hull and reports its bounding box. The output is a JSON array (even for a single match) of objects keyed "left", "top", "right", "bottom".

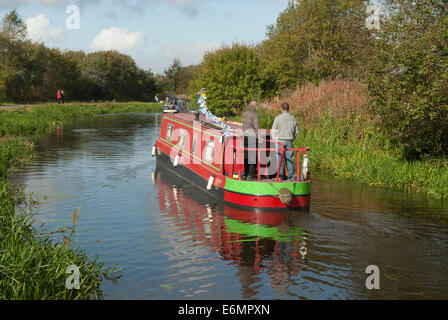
[{"left": 223, "top": 191, "right": 310, "bottom": 210}]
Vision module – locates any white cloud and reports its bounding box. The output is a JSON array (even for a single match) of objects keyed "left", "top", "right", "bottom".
[
  {"left": 89, "top": 27, "right": 146, "bottom": 53},
  {"left": 25, "top": 14, "right": 66, "bottom": 43}
]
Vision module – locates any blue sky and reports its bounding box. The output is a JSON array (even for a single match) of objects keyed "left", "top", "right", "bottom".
[{"left": 0, "top": 0, "right": 290, "bottom": 74}]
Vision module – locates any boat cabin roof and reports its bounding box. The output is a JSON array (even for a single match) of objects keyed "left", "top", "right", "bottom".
[{"left": 164, "top": 112, "right": 250, "bottom": 137}]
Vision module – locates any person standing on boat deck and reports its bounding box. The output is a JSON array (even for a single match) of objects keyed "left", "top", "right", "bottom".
[
  {"left": 242, "top": 101, "right": 259, "bottom": 180},
  {"left": 272, "top": 102, "right": 299, "bottom": 181}
]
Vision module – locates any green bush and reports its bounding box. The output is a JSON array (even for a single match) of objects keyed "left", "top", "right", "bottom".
[
  {"left": 367, "top": 0, "right": 448, "bottom": 159},
  {"left": 189, "top": 43, "right": 263, "bottom": 116},
  {"left": 259, "top": 0, "right": 373, "bottom": 94}
]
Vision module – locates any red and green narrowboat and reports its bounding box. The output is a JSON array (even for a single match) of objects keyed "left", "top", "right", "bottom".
[{"left": 153, "top": 111, "right": 311, "bottom": 210}]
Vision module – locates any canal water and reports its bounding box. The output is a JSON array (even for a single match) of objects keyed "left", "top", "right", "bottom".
[{"left": 13, "top": 113, "right": 448, "bottom": 299}]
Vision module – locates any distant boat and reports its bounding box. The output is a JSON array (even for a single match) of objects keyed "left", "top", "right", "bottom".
[{"left": 163, "top": 94, "right": 187, "bottom": 114}]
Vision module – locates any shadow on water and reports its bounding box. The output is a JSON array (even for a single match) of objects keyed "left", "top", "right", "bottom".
[{"left": 12, "top": 113, "right": 448, "bottom": 299}]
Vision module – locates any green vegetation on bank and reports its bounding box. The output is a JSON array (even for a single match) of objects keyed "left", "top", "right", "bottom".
[
  {"left": 189, "top": 44, "right": 263, "bottom": 116},
  {"left": 245, "top": 106, "right": 448, "bottom": 200},
  {"left": 367, "top": 0, "right": 448, "bottom": 159},
  {"left": 0, "top": 102, "right": 162, "bottom": 137},
  {"left": 296, "top": 114, "right": 448, "bottom": 200},
  {"left": 254, "top": 81, "right": 448, "bottom": 200},
  {"left": 0, "top": 102, "right": 161, "bottom": 299}
]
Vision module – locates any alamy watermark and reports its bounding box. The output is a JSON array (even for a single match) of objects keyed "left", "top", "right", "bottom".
[
  {"left": 66, "top": 5, "right": 80, "bottom": 30},
  {"left": 366, "top": 5, "right": 380, "bottom": 30},
  {"left": 65, "top": 265, "right": 80, "bottom": 289},
  {"left": 365, "top": 265, "right": 380, "bottom": 290}
]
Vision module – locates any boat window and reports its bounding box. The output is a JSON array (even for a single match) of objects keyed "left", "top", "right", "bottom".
[
  {"left": 166, "top": 124, "right": 174, "bottom": 142},
  {"left": 204, "top": 140, "right": 215, "bottom": 163},
  {"left": 178, "top": 128, "right": 187, "bottom": 148},
  {"left": 192, "top": 134, "right": 197, "bottom": 154}
]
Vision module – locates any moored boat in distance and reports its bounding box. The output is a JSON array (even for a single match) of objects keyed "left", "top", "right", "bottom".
[
  {"left": 163, "top": 94, "right": 187, "bottom": 114},
  {"left": 154, "top": 103, "right": 311, "bottom": 210}
]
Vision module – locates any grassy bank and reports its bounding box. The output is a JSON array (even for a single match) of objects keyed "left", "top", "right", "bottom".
[
  {"left": 0, "top": 102, "right": 162, "bottom": 136},
  {"left": 259, "top": 80, "right": 448, "bottom": 200},
  {"left": 297, "top": 114, "right": 448, "bottom": 199},
  {"left": 0, "top": 102, "right": 162, "bottom": 299}
]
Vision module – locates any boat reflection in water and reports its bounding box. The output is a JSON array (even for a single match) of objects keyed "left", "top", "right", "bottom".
[{"left": 153, "top": 164, "right": 309, "bottom": 298}]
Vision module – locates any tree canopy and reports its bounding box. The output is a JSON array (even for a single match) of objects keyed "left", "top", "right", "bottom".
[
  {"left": 367, "top": 0, "right": 448, "bottom": 158},
  {"left": 189, "top": 43, "right": 263, "bottom": 116}
]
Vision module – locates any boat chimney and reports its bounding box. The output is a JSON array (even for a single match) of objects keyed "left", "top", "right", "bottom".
[{"left": 195, "top": 111, "right": 200, "bottom": 121}]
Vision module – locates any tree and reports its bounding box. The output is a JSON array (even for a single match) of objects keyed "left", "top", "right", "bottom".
[
  {"left": 367, "top": 0, "right": 448, "bottom": 158},
  {"left": 39, "top": 48, "right": 82, "bottom": 100},
  {"left": 0, "top": 9, "right": 29, "bottom": 101},
  {"left": 1, "top": 9, "right": 27, "bottom": 41},
  {"left": 0, "top": 64, "right": 9, "bottom": 101},
  {"left": 260, "top": 0, "right": 373, "bottom": 94},
  {"left": 190, "top": 43, "right": 263, "bottom": 116},
  {"left": 83, "top": 51, "right": 139, "bottom": 100},
  {"left": 0, "top": 39, "right": 39, "bottom": 102},
  {"left": 163, "top": 59, "right": 183, "bottom": 93},
  {"left": 156, "top": 61, "right": 199, "bottom": 96},
  {"left": 134, "top": 69, "right": 158, "bottom": 101}
]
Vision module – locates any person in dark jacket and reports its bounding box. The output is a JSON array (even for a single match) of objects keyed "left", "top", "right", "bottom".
[{"left": 242, "top": 101, "right": 259, "bottom": 180}]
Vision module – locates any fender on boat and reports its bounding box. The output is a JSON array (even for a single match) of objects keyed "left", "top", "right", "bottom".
[
  {"left": 301, "top": 154, "right": 309, "bottom": 181},
  {"left": 278, "top": 188, "right": 292, "bottom": 205},
  {"left": 207, "top": 175, "right": 215, "bottom": 190},
  {"left": 173, "top": 154, "right": 180, "bottom": 167}
]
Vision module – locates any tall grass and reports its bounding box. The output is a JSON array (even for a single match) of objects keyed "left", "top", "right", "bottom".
[
  {"left": 263, "top": 80, "right": 370, "bottom": 122},
  {"left": 0, "top": 102, "right": 160, "bottom": 299},
  {"left": 297, "top": 114, "right": 448, "bottom": 199},
  {"left": 259, "top": 80, "right": 448, "bottom": 200}
]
